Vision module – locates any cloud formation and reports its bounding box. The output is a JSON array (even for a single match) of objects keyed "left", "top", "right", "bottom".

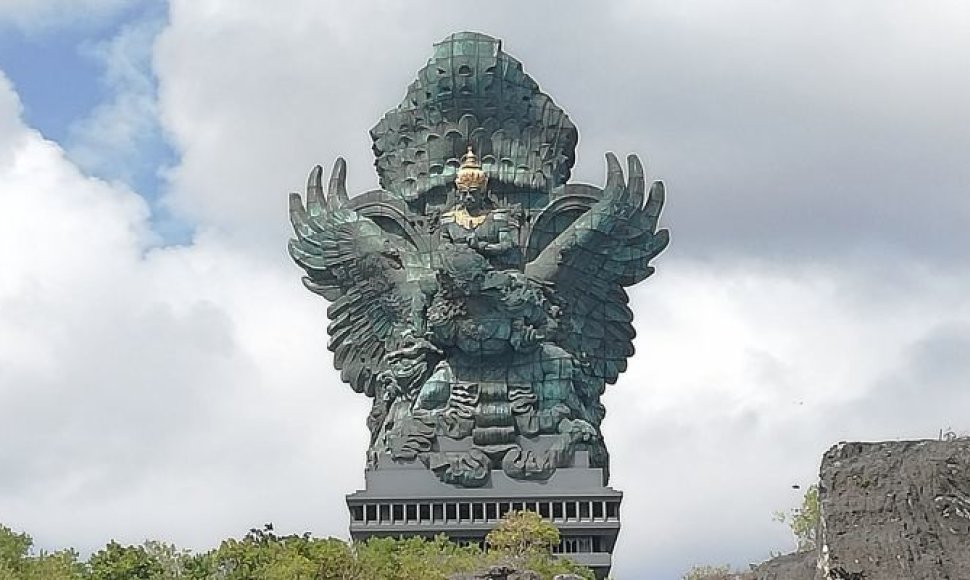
[
  {"left": 0, "top": 69, "right": 369, "bottom": 553},
  {"left": 1, "top": 1, "right": 969, "bottom": 577},
  {"left": 66, "top": 9, "right": 174, "bottom": 201}
]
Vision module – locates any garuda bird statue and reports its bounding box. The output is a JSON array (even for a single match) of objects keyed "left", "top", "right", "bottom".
[{"left": 288, "top": 32, "right": 668, "bottom": 487}]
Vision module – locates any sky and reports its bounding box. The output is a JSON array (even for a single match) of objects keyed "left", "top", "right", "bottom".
[{"left": 0, "top": 1, "right": 969, "bottom": 578}]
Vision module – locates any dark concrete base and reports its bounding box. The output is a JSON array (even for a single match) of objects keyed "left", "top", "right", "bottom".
[{"left": 346, "top": 451, "right": 621, "bottom": 579}]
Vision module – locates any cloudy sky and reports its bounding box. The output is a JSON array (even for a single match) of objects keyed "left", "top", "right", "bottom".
[{"left": 1, "top": 1, "right": 969, "bottom": 577}]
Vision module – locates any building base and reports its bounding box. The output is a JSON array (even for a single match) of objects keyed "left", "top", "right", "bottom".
[{"left": 346, "top": 451, "right": 621, "bottom": 579}]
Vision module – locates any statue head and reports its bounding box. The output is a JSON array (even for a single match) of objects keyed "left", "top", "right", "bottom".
[{"left": 454, "top": 146, "right": 488, "bottom": 211}]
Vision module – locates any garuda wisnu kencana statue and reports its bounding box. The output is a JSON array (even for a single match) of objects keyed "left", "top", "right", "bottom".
[{"left": 288, "top": 32, "right": 668, "bottom": 487}]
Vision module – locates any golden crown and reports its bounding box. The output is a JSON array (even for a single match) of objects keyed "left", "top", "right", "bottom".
[{"left": 455, "top": 146, "right": 488, "bottom": 190}]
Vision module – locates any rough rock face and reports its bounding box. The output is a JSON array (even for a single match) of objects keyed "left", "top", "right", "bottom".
[
  {"left": 732, "top": 438, "right": 970, "bottom": 580},
  {"left": 816, "top": 439, "right": 970, "bottom": 579},
  {"left": 736, "top": 550, "right": 816, "bottom": 580}
]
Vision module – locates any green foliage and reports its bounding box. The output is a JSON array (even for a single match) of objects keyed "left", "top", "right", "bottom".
[
  {"left": 486, "top": 511, "right": 593, "bottom": 580},
  {"left": 0, "top": 525, "right": 32, "bottom": 573},
  {"left": 199, "top": 525, "right": 356, "bottom": 580},
  {"left": 0, "top": 525, "right": 84, "bottom": 580},
  {"left": 21, "top": 550, "right": 85, "bottom": 580},
  {"left": 517, "top": 552, "right": 594, "bottom": 580},
  {"left": 140, "top": 541, "right": 199, "bottom": 579},
  {"left": 0, "top": 519, "right": 593, "bottom": 580},
  {"left": 355, "top": 535, "right": 482, "bottom": 580},
  {"left": 87, "top": 541, "right": 163, "bottom": 580},
  {"left": 486, "top": 510, "right": 559, "bottom": 558},
  {"left": 682, "top": 564, "right": 734, "bottom": 579},
  {"left": 773, "top": 484, "right": 820, "bottom": 552}
]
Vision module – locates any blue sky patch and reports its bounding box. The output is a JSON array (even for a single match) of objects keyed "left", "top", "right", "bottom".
[{"left": 0, "top": 0, "right": 188, "bottom": 245}]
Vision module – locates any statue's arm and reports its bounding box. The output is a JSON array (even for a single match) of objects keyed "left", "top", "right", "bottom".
[
  {"left": 474, "top": 230, "right": 513, "bottom": 254},
  {"left": 473, "top": 212, "right": 517, "bottom": 254}
]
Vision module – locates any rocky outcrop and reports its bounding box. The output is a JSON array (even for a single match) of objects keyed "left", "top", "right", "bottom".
[
  {"left": 729, "top": 438, "right": 970, "bottom": 580},
  {"left": 737, "top": 550, "right": 817, "bottom": 580},
  {"left": 816, "top": 439, "right": 970, "bottom": 579}
]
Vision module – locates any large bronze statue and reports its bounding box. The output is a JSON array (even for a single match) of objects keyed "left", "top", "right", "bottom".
[{"left": 288, "top": 32, "right": 668, "bottom": 487}]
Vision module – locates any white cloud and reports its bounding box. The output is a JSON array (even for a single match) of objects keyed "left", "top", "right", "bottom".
[
  {"left": 606, "top": 259, "right": 970, "bottom": 574},
  {"left": 148, "top": 0, "right": 970, "bottom": 264},
  {"left": 0, "top": 70, "right": 369, "bottom": 552}
]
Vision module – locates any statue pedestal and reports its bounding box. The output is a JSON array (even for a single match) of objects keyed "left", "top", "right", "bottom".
[{"left": 345, "top": 451, "right": 621, "bottom": 579}]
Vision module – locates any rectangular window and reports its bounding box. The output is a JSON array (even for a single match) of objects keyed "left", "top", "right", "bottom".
[
  {"left": 433, "top": 504, "right": 444, "bottom": 522},
  {"left": 446, "top": 503, "right": 457, "bottom": 521},
  {"left": 498, "top": 502, "right": 510, "bottom": 519},
  {"left": 592, "top": 501, "right": 603, "bottom": 519},
  {"left": 419, "top": 504, "right": 430, "bottom": 521},
  {"left": 350, "top": 505, "right": 363, "bottom": 522},
  {"left": 366, "top": 504, "right": 377, "bottom": 522},
  {"left": 473, "top": 503, "right": 484, "bottom": 521},
  {"left": 486, "top": 503, "right": 497, "bottom": 520},
  {"left": 579, "top": 501, "right": 590, "bottom": 519},
  {"left": 607, "top": 502, "right": 619, "bottom": 519},
  {"left": 406, "top": 504, "right": 417, "bottom": 522},
  {"left": 565, "top": 501, "right": 577, "bottom": 519},
  {"left": 392, "top": 504, "right": 403, "bottom": 522},
  {"left": 379, "top": 504, "right": 390, "bottom": 523},
  {"left": 539, "top": 502, "right": 550, "bottom": 518},
  {"left": 459, "top": 503, "right": 470, "bottom": 521},
  {"left": 552, "top": 502, "right": 564, "bottom": 519}
]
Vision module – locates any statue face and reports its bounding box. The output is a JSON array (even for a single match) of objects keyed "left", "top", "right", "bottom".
[{"left": 458, "top": 186, "right": 484, "bottom": 211}]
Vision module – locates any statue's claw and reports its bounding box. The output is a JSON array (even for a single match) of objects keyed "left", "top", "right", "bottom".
[
  {"left": 604, "top": 152, "right": 624, "bottom": 195},
  {"left": 644, "top": 181, "right": 666, "bottom": 232},
  {"left": 328, "top": 157, "right": 349, "bottom": 206},
  {"left": 305, "top": 165, "right": 324, "bottom": 216},
  {"left": 627, "top": 154, "right": 645, "bottom": 208}
]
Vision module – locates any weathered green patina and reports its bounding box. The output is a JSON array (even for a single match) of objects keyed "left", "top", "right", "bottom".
[{"left": 288, "top": 32, "right": 669, "bottom": 487}]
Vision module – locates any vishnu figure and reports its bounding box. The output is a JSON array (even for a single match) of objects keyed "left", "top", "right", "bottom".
[{"left": 439, "top": 147, "right": 522, "bottom": 270}]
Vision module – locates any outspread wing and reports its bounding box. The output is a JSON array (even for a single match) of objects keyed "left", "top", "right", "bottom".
[
  {"left": 525, "top": 153, "right": 669, "bottom": 388},
  {"left": 288, "top": 159, "right": 425, "bottom": 397}
]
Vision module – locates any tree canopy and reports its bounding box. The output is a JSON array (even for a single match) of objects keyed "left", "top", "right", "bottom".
[{"left": 0, "top": 514, "right": 592, "bottom": 580}]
